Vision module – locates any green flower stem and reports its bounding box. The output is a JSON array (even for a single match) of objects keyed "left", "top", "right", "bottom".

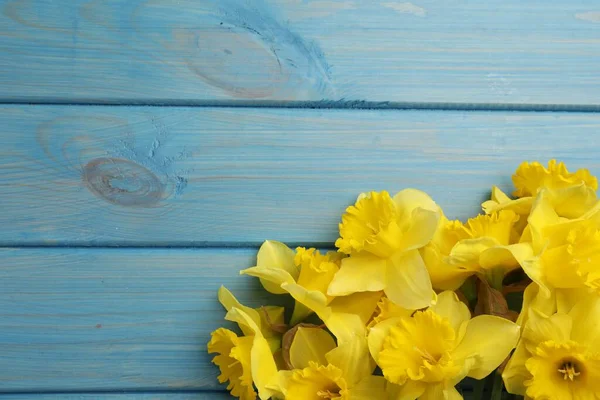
[
  {"left": 472, "top": 377, "right": 486, "bottom": 400},
  {"left": 490, "top": 372, "right": 504, "bottom": 400},
  {"left": 484, "top": 268, "right": 505, "bottom": 292}
]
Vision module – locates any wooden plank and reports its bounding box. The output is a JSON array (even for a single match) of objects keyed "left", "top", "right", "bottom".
[
  {"left": 0, "top": 393, "right": 228, "bottom": 400},
  {"left": 3, "top": 105, "right": 600, "bottom": 246},
  {"left": 1, "top": 0, "right": 600, "bottom": 105},
  {"left": 0, "top": 247, "right": 285, "bottom": 391},
  {"left": 0, "top": 393, "right": 479, "bottom": 400}
]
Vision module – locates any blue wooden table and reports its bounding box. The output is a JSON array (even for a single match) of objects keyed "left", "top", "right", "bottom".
[{"left": 1, "top": 0, "right": 600, "bottom": 398}]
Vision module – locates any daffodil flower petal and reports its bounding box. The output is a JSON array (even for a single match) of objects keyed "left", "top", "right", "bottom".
[
  {"left": 325, "top": 312, "right": 366, "bottom": 344},
  {"left": 266, "top": 370, "right": 293, "bottom": 399},
  {"left": 290, "top": 327, "right": 336, "bottom": 369},
  {"left": 218, "top": 286, "right": 262, "bottom": 337},
  {"left": 255, "top": 240, "right": 299, "bottom": 294},
  {"left": 556, "top": 288, "right": 588, "bottom": 314},
  {"left": 350, "top": 375, "right": 387, "bottom": 399},
  {"left": 226, "top": 307, "right": 278, "bottom": 400},
  {"left": 522, "top": 310, "right": 572, "bottom": 347},
  {"left": 326, "top": 335, "right": 373, "bottom": 385},
  {"left": 547, "top": 183, "right": 598, "bottom": 219},
  {"left": 517, "top": 283, "right": 555, "bottom": 327},
  {"left": 568, "top": 294, "right": 600, "bottom": 352},
  {"left": 422, "top": 246, "right": 473, "bottom": 291},
  {"left": 491, "top": 185, "right": 512, "bottom": 203},
  {"left": 384, "top": 249, "right": 434, "bottom": 310},
  {"left": 429, "top": 291, "right": 471, "bottom": 333},
  {"left": 451, "top": 315, "right": 520, "bottom": 379},
  {"left": 207, "top": 328, "right": 257, "bottom": 400},
  {"left": 528, "top": 190, "right": 561, "bottom": 247},
  {"left": 368, "top": 317, "right": 403, "bottom": 363},
  {"left": 520, "top": 257, "right": 551, "bottom": 297},
  {"left": 328, "top": 291, "right": 382, "bottom": 326},
  {"left": 327, "top": 254, "right": 387, "bottom": 297},
  {"left": 512, "top": 159, "right": 597, "bottom": 198},
  {"left": 240, "top": 266, "right": 295, "bottom": 291},
  {"left": 281, "top": 282, "right": 329, "bottom": 314},
  {"left": 398, "top": 208, "right": 441, "bottom": 251},
  {"left": 501, "top": 340, "right": 530, "bottom": 396},
  {"left": 482, "top": 186, "right": 533, "bottom": 216},
  {"left": 542, "top": 245, "right": 586, "bottom": 288},
  {"left": 386, "top": 381, "right": 427, "bottom": 400},
  {"left": 393, "top": 189, "right": 440, "bottom": 251},
  {"left": 392, "top": 188, "right": 439, "bottom": 216},
  {"left": 260, "top": 305, "right": 286, "bottom": 329},
  {"left": 500, "top": 242, "right": 534, "bottom": 266},
  {"left": 444, "top": 386, "right": 464, "bottom": 400},
  {"left": 449, "top": 237, "right": 500, "bottom": 270},
  {"left": 285, "top": 282, "right": 366, "bottom": 344},
  {"left": 419, "top": 383, "right": 446, "bottom": 400},
  {"left": 479, "top": 245, "right": 525, "bottom": 273}
]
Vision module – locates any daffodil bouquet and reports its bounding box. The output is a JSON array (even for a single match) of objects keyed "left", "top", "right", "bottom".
[{"left": 208, "top": 160, "right": 600, "bottom": 400}]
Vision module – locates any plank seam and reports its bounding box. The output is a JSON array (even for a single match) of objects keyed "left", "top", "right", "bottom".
[{"left": 2, "top": 100, "right": 600, "bottom": 113}]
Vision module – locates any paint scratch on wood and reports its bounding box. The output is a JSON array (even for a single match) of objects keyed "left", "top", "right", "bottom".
[
  {"left": 575, "top": 11, "right": 600, "bottom": 23},
  {"left": 382, "top": 2, "right": 426, "bottom": 17}
]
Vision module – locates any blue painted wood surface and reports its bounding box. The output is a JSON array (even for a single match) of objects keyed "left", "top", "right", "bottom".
[
  {"left": 2, "top": 0, "right": 600, "bottom": 399},
  {"left": 2, "top": 105, "right": 600, "bottom": 246},
  {"left": 1, "top": 394, "right": 230, "bottom": 399},
  {"left": 1, "top": 0, "right": 600, "bottom": 106},
  {"left": 0, "top": 247, "right": 284, "bottom": 391}
]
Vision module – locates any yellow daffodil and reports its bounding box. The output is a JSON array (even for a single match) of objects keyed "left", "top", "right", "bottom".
[
  {"left": 483, "top": 161, "right": 598, "bottom": 226},
  {"left": 225, "top": 306, "right": 280, "bottom": 400},
  {"left": 328, "top": 189, "right": 441, "bottom": 310},
  {"left": 367, "top": 296, "right": 412, "bottom": 329},
  {"left": 503, "top": 295, "right": 600, "bottom": 399},
  {"left": 217, "top": 286, "right": 285, "bottom": 351},
  {"left": 369, "top": 291, "right": 520, "bottom": 399},
  {"left": 421, "top": 215, "right": 471, "bottom": 291},
  {"left": 270, "top": 328, "right": 386, "bottom": 400},
  {"left": 209, "top": 288, "right": 285, "bottom": 400},
  {"left": 208, "top": 327, "right": 256, "bottom": 400},
  {"left": 482, "top": 186, "right": 533, "bottom": 235},
  {"left": 513, "top": 160, "right": 597, "bottom": 198},
  {"left": 284, "top": 283, "right": 382, "bottom": 344},
  {"left": 448, "top": 210, "right": 531, "bottom": 289},
  {"left": 423, "top": 209, "right": 531, "bottom": 290},
  {"left": 515, "top": 189, "right": 600, "bottom": 298},
  {"left": 240, "top": 241, "right": 342, "bottom": 324},
  {"left": 242, "top": 241, "right": 381, "bottom": 343}
]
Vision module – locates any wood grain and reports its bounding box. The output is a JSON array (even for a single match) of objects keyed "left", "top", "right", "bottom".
[
  {"left": 0, "top": 247, "right": 289, "bottom": 391},
  {"left": 1, "top": 0, "right": 600, "bottom": 105},
  {"left": 2, "top": 105, "right": 600, "bottom": 246}
]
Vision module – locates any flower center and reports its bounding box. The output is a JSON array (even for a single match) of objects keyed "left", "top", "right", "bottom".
[
  {"left": 335, "top": 191, "right": 401, "bottom": 257},
  {"left": 558, "top": 360, "right": 581, "bottom": 381},
  {"left": 317, "top": 388, "right": 341, "bottom": 399},
  {"left": 378, "top": 310, "right": 458, "bottom": 384},
  {"left": 416, "top": 346, "right": 440, "bottom": 364}
]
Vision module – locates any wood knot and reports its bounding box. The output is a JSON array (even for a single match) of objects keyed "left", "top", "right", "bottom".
[{"left": 82, "top": 157, "right": 165, "bottom": 207}]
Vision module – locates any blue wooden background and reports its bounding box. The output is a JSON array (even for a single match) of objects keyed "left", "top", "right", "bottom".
[{"left": 1, "top": 0, "right": 600, "bottom": 398}]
